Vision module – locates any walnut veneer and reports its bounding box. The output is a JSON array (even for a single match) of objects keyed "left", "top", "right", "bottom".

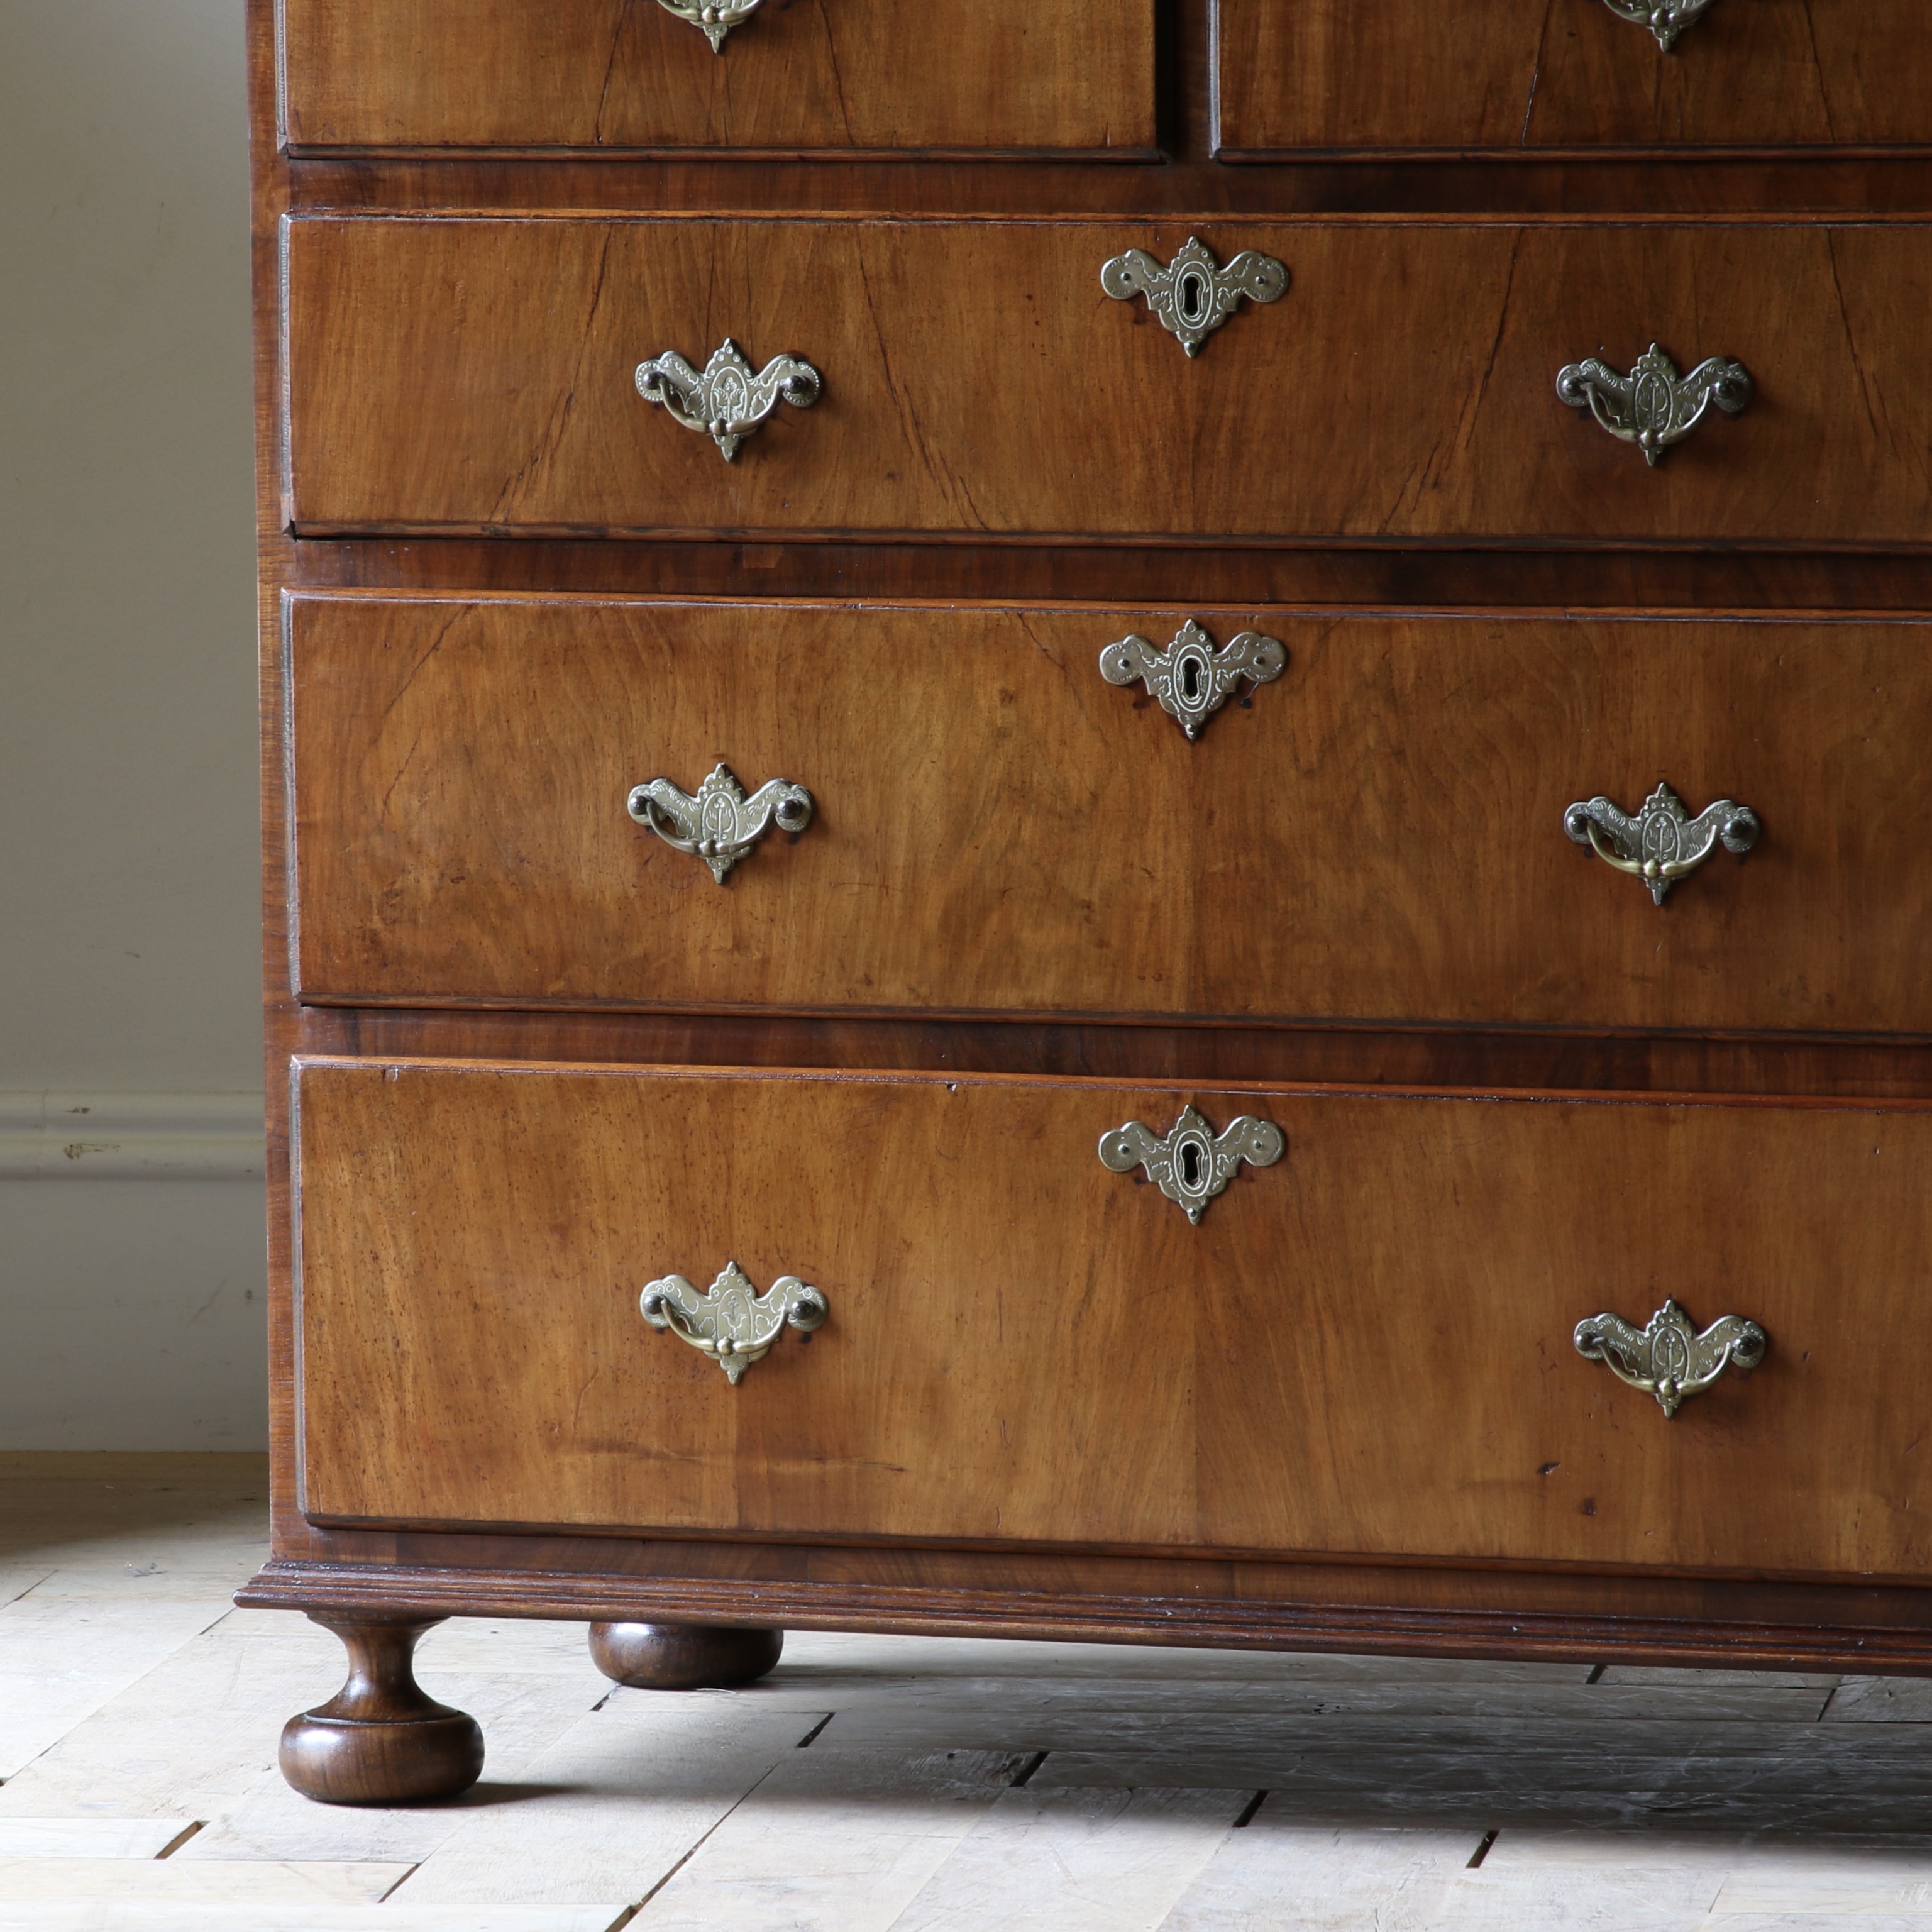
[
  {"left": 284, "top": 217, "right": 1932, "bottom": 545},
  {"left": 287, "top": 596, "right": 1932, "bottom": 1032},
  {"left": 242, "top": 0, "right": 1932, "bottom": 1807},
  {"left": 295, "top": 1059, "right": 1932, "bottom": 1578},
  {"left": 1214, "top": 0, "right": 1932, "bottom": 157},
  {"left": 280, "top": 0, "right": 1158, "bottom": 156}
]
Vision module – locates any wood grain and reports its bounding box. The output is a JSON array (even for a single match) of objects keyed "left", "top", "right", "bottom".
[
  {"left": 283, "top": 531, "right": 1932, "bottom": 617},
  {"left": 0, "top": 1823, "right": 192, "bottom": 1859},
  {"left": 1163, "top": 1824, "right": 1483, "bottom": 1932},
  {"left": 292, "top": 1058, "right": 1932, "bottom": 1581},
  {"left": 231, "top": 1547, "right": 1932, "bottom": 1675},
  {"left": 278, "top": 1617, "right": 484, "bottom": 1806},
  {"left": 282, "top": 216, "right": 1932, "bottom": 547},
  {"left": 885, "top": 1787, "right": 1246, "bottom": 1932},
  {"left": 243, "top": 0, "right": 1932, "bottom": 1698},
  {"left": 282, "top": 150, "right": 1932, "bottom": 219},
  {"left": 287, "top": 597, "right": 1932, "bottom": 1036},
  {"left": 280, "top": 0, "right": 1156, "bottom": 157},
  {"left": 1214, "top": 0, "right": 1932, "bottom": 157},
  {"left": 630, "top": 1747, "right": 1034, "bottom": 1932},
  {"left": 32, "top": 1461, "right": 1932, "bottom": 1929},
  {"left": 325, "top": 1008, "right": 1932, "bottom": 1105},
  {"left": 0, "top": 1601, "right": 228, "bottom": 1779},
  {"left": 389, "top": 1701, "right": 819, "bottom": 1905},
  {"left": 798, "top": 1679, "right": 1826, "bottom": 1724},
  {"left": 253, "top": 1521, "right": 1932, "bottom": 1632},
  {"left": 587, "top": 1621, "right": 782, "bottom": 1687},
  {"left": 0, "top": 1860, "right": 411, "bottom": 1906}
]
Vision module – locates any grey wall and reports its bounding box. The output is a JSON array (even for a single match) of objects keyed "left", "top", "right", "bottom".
[{"left": 0, "top": 1, "right": 267, "bottom": 1445}]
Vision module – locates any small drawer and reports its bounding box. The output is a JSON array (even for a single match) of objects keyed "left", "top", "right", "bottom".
[
  {"left": 287, "top": 595, "right": 1932, "bottom": 1037},
  {"left": 282, "top": 214, "right": 1932, "bottom": 548},
  {"left": 294, "top": 1056, "right": 1932, "bottom": 1582},
  {"left": 280, "top": 0, "right": 1156, "bottom": 156},
  {"left": 1214, "top": 0, "right": 1932, "bottom": 157}
]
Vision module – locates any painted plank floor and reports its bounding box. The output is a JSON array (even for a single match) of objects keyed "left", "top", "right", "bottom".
[{"left": 4, "top": 1457, "right": 1932, "bottom": 1929}]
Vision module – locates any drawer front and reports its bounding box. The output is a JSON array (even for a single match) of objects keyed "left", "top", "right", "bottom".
[
  {"left": 289, "top": 595, "right": 1932, "bottom": 1036},
  {"left": 294, "top": 1057, "right": 1932, "bottom": 1580},
  {"left": 281, "top": 0, "right": 1156, "bottom": 155},
  {"left": 1215, "top": 0, "right": 1931, "bottom": 155},
  {"left": 283, "top": 216, "right": 1932, "bottom": 548}
]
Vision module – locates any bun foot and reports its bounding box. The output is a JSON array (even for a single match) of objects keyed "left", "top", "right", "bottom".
[
  {"left": 589, "top": 1621, "right": 784, "bottom": 1690},
  {"left": 280, "top": 1615, "right": 483, "bottom": 1805}
]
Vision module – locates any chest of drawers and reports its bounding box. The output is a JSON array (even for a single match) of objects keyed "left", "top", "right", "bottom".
[{"left": 240, "top": 0, "right": 1932, "bottom": 1806}]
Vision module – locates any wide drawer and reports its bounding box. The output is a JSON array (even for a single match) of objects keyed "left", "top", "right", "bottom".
[
  {"left": 294, "top": 1057, "right": 1932, "bottom": 1581},
  {"left": 280, "top": 0, "right": 1155, "bottom": 156},
  {"left": 288, "top": 595, "right": 1932, "bottom": 1036},
  {"left": 282, "top": 216, "right": 1932, "bottom": 548},
  {"left": 1215, "top": 0, "right": 1932, "bottom": 156}
]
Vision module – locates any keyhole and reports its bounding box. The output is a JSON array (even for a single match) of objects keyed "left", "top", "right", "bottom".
[
  {"left": 1178, "top": 270, "right": 1206, "bottom": 326},
  {"left": 1179, "top": 1142, "right": 1201, "bottom": 1188},
  {"left": 1180, "top": 657, "right": 1201, "bottom": 700}
]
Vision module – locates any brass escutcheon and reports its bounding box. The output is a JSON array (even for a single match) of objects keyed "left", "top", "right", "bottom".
[
  {"left": 1100, "top": 1106, "right": 1285, "bottom": 1225},
  {"left": 1101, "top": 238, "right": 1288, "bottom": 358}
]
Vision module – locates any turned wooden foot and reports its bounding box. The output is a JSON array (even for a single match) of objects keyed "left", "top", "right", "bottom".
[
  {"left": 588, "top": 1621, "right": 784, "bottom": 1689},
  {"left": 280, "top": 1615, "right": 484, "bottom": 1806}
]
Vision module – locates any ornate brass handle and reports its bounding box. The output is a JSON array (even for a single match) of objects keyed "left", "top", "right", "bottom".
[
  {"left": 1575, "top": 1300, "right": 1765, "bottom": 1417},
  {"left": 1565, "top": 782, "right": 1759, "bottom": 905},
  {"left": 642, "top": 1262, "right": 827, "bottom": 1384},
  {"left": 1100, "top": 621, "right": 1286, "bottom": 741},
  {"left": 1557, "top": 345, "right": 1752, "bottom": 466},
  {"left": 656, "top": 0, "right": 765, "bottom": 51},
  {"left": 1100, "top": 1106, "right": 1284, "bottom": 1225},
  {"left": 635, "top": 338, "right": 822, "bottom": 461},
  {"left": 628, "top": 763, "right": 813, "bottom": 884},
  {"left": 1599, "top": 0, "right": 1718, "bottom": 50},
  {"left": 1101, "top": 238, "right": 1288, "bottom": 359}
]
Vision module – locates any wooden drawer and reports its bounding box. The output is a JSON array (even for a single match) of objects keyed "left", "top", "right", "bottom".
[
  {"left": 1215, "top": 0, "right": 1932, "bottom": 157},
  {"left": 282, "top": 216, "right": 1932, "bottom": 548},
  {"left": 280, "top": 0, "right": 1156, "bottom": 156},
  {"left": 288, "top": 594, "right": 1932, "bottom": 1037},
  {"left": 294, "top": 1057, "right": 1932, "bottom": 1581}
]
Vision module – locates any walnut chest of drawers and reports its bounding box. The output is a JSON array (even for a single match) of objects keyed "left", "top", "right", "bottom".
[{"left": 240, "top": 0, "right": 1932, "bottom": 1805}]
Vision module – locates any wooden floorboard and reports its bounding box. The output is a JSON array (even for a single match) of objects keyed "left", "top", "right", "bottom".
[
  {"left": 392, "top": 1701, "right": 822, "bottom": 1908},
  {"left": 0, "top": 1598, "right": 232, "bottom": 1778},
  {"left": 887, "top": 1787, "right": 1250, "bottom": 1932},
  {"left": 629, "top": 1748, "right": 1031, "bottom": 1931},
  {"left": 0, "top": 1820, "right": 195, "bottom": 1858},
  {"left": 0, "top": 1909, "right": 628, "bottom": 1931},
  {"left": 1156, "top": 1820, "right": 1496, "bottom": 1931},
  {"left": 4, "top": 1455, "right": 1932, "bottom": 1926}
]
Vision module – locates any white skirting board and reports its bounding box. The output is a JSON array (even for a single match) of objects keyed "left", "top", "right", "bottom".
[
  {"left": 0, "top": 1095, "right": 268, "bottom": 1449},
  {"left": 0, "top": 1093, "right": 264, "bottom": 1180}
]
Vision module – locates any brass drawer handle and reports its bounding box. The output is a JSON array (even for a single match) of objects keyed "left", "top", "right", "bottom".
[
  {"left": 656, "top": 0, "right": 765, "bottom": 51},
  {"left": 1100, "top": 620, "right": 1286, "bottom": 741},
  {"left": 642, "top": 1261, "right": 827, "bottom": 1384},
  {"left": 635, "top": 338, "right": 822, "bottom": 461},
  {"left": 628, "top": 763, "right": 814, "bottom": 884},
  {"left": 1600, "top": 0, "right": 1718, "bottom": 50},
  {"left": 1576, "top": 1300, "right": 1766, "bottom": 1417},
  {"left": 1557, "top": 345, "right": 1752, "bottom": 466},
  {"left": 1101, "top": 238, "right": 1288, "bottom": 359},
  {"left": 1100, "top": 1105, "right": 1284, "bottom": 1225},
  {"left": 1564, "top": 781, "right": 1760, "bottom": 905}
]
